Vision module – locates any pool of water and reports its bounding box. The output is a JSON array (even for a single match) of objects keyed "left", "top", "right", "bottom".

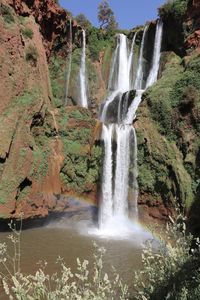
[{"left": 0, "top": 214, "right": 155, "bottom": 297}]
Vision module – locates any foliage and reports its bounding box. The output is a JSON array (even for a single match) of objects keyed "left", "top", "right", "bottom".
[
  {"left": 159, "top": 0, "right": 189, "bottom": 19},
  {"left": 138, "top": 165, "right": 156, "bottom": 193},
  {"left": 87, "top": 26, "right": 115, "bottom": 61},
  {"left": 49, "top": 56, "right": 65, "bottom": 107},
  {"left": 145, "top": 52, "right": 183, "bottom": 139},
  {"left": 21, "top": 27, "right": 33, "bottom": 39},
  {"left": 133, "top": 211, "right": 200, "bottom": 299},
  {"left": 25, "top": 45, "right": 38, "bottom": 64},
  {"left": 98, "top": 0, "right": 118, "bottom": 30},
  {"left": 0, "top": 4, "right": 15, "bottom": 24},
  {"left": 0, "top": 223, "right": 129, "bottom": 299},
  {"left": 76, "top": 13, "right": 91, "bottom": 28}
]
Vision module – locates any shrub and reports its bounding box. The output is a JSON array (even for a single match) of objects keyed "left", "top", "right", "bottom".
[
  {"left": 159, "top": 0, "right": 189, "bottom": 19},
  {"left": 87, "top": 27, "right": 115, "bottom": 61},
  {"left": 0, "top": 4, "right": 15, "bottom": 24},
  {"left": 133, "top": 211, "right": 200, "bottom": 299},
  {"left": 21, "top": 27, "right": 33, "bottom": 39},
  {"left": 76, "top": 13, "right": 92, "bottom": 28},
  {"left": 25, "top": 45, "right": 38, "bottom": 65}
]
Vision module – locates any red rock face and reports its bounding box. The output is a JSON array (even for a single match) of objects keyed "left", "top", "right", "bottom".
[
  {"left": 10, "top": 0, "right": 80, "bottom": 58},
  {"left": 185, "top": 0, "right": 200, "bottom": 52},
  {"left": 186, "top": 30, "right": 200, "bottom": 52}
]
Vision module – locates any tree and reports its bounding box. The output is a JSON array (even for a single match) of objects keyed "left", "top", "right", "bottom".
[
  {"left": 76, "top": 13, "right": 92, "bottom": 28},
  {"left": 98, "top": 0, "right": 118, "bottom": 30}
]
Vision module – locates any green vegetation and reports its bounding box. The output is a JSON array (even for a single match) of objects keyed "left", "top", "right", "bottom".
[
  {"left": 21, "top": 27, "right": 33, "bottom": 39},
  {"left": 134, "top": 211, "right": 200, "bottom": 299},
  {"left": 145, "top": 52, "right": 183, "bottom": 138},
  {"left": 159, "top": 0, "right": 189, "bottom": 19},
  {"left": 57, "top": 107, "right": 103, "bottom": 194},
  {"left": 75, "top": 13, "right": 92, "bottom": 28},
  {"left": 87, "top": 27, "right": 115, "bottom": 61},
  {"left": 49, "top": 56, "right": 65, "bottom": 107},
  {"left": 0, "top": 4, "right": 15, "bottom": 24},
  {"left": 98, "top": 0, "right": 118, "bottom": 30},
  {"left": 25, "top": 45, "right": 38, "bottom": 64}
]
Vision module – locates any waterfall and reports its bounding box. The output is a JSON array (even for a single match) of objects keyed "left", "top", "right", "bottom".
[
  {"left": 118, "top": 34, "right": 129, "bottom": 92},
  {"left": 99, "top": 20, "right": 163, "bottom": 234},
  {"left": 128, "top": 33, "right": 137, "bottom": 89},
  {"left": 101, "top": 33, "right": 134, "bottom": 123},
  {"left": 99, "top": 124, "right": 114, "bottom": 228},
  {"left": 146, "top": 20, "right": 163, "bottom": 88},
  {"left": 113, "top": 125, "right": 133, "bottom": 217},
  {"left": 79, "top": 30, "right": 88, "bottom": 108},
  {"left": 65, "top": 19, "right": 72, "bottom": 105},
  {"left": 134, "top": 25, "right": 148, "bottom": 90},
  {"left": 131, "top": 128, "right": 139, "bottom": 219},
  {"left": 124, "top": 89, "right": 144, "bottom": 124}
]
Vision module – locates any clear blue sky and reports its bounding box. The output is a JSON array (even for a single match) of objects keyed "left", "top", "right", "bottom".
[{"left": 59, "top": 0, "right": 165, "bottom": 29}]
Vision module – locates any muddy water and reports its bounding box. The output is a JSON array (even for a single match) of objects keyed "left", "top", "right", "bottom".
[{"left": 0, "top": 214, "right": 153, "bottom": 297}]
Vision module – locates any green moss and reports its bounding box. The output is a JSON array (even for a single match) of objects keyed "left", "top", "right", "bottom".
[
  {"left": 60, "top": 144, "right": 103, "bottom": 194},
  {"left": 0, "top": 4, "right": 15, "bottom": 24},
  {"left": 21, "top": 27, "right": 33, "bottom": 39},
  {"left": 145, "top": 52, "right": 183, "bottom": 138},
  {"left": 49, "top": 56, "right": 65, "bottom": 107},
  {"left": 68, "top": 109, "right": 93, "bottom": 122},
  {"left": 62, "top": 140, "right": 82, "bottom": 155},
  {"left": 138, "top": 165, "right": 156, "bottom": 193}
]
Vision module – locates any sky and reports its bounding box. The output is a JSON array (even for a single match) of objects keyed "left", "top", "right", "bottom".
[{"left": 59, "top": 0, "right": 166, "bottom": 29}]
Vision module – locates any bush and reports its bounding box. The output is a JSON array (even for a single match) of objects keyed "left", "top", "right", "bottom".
[
  {"left": 25, "top": 45, "right": 38, "bottom": 65},
  {"left": 87, "top": 27, "right": 115, "bottom": 61},
  {"left": 133, "top": 211, "right": 200, "bottom": 299},
  {"left": 21, "top": 27, "right": 33, "bottom": 39},
  {"left": 159, "top": 0, "right": 189, "bottom": 19},
  {"left": 76, "top": 13, "right": 91, "bottom": 28},
  {"left": 0, "top": 4, "right": 15, "bottom": 24}
]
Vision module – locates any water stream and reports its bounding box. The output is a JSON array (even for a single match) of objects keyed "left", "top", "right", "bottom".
[{"left": 79, "top": 30, "right": 88, "bottom": 108}]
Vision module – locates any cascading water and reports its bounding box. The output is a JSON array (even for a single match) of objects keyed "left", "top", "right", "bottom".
[
  {"left": 99, "top": 124, "right": 114, "bottom": 228},
  {"left": 64, "top": 19, "right": 72, "bottom": 105},
  {"left": 134, "top": 25, "right": 148, "bottom": 90},
  {"left": 79, "top": 30, "right": 88, "bottom": 108},
  {"left": 99, "top": 20, "right": 163, "bottom": 235},
  {"left": 146, "top": 19, "right": 163, "bottom": 88},
  {"left": 113, "top": 125, "right": 133, "bottom": 217},
  {"left": 128, "top": 33, "right": 137, "bottom": 90}
]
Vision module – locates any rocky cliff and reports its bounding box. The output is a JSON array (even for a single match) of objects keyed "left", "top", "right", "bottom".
[{"left": 0, "top": 0, "right": 103, "bottom": 220}]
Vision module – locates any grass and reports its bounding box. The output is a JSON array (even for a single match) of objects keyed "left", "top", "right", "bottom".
[
  {"left": 0, "top": 4, "right": 15, "bottom": 24},
  {"left": 25, "top": 45, "right": 38, "bottom": 64},
  {"left": 21, "top": 27, "right": 33, "bottom": 39}
]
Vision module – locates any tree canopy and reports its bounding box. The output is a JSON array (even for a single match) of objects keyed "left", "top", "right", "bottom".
[
  {"left": 76, "top": 13, "right": 92, "bottom": 28},
  {"left": 98, "top": 0, "right": 118, "bottom": 30}
]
